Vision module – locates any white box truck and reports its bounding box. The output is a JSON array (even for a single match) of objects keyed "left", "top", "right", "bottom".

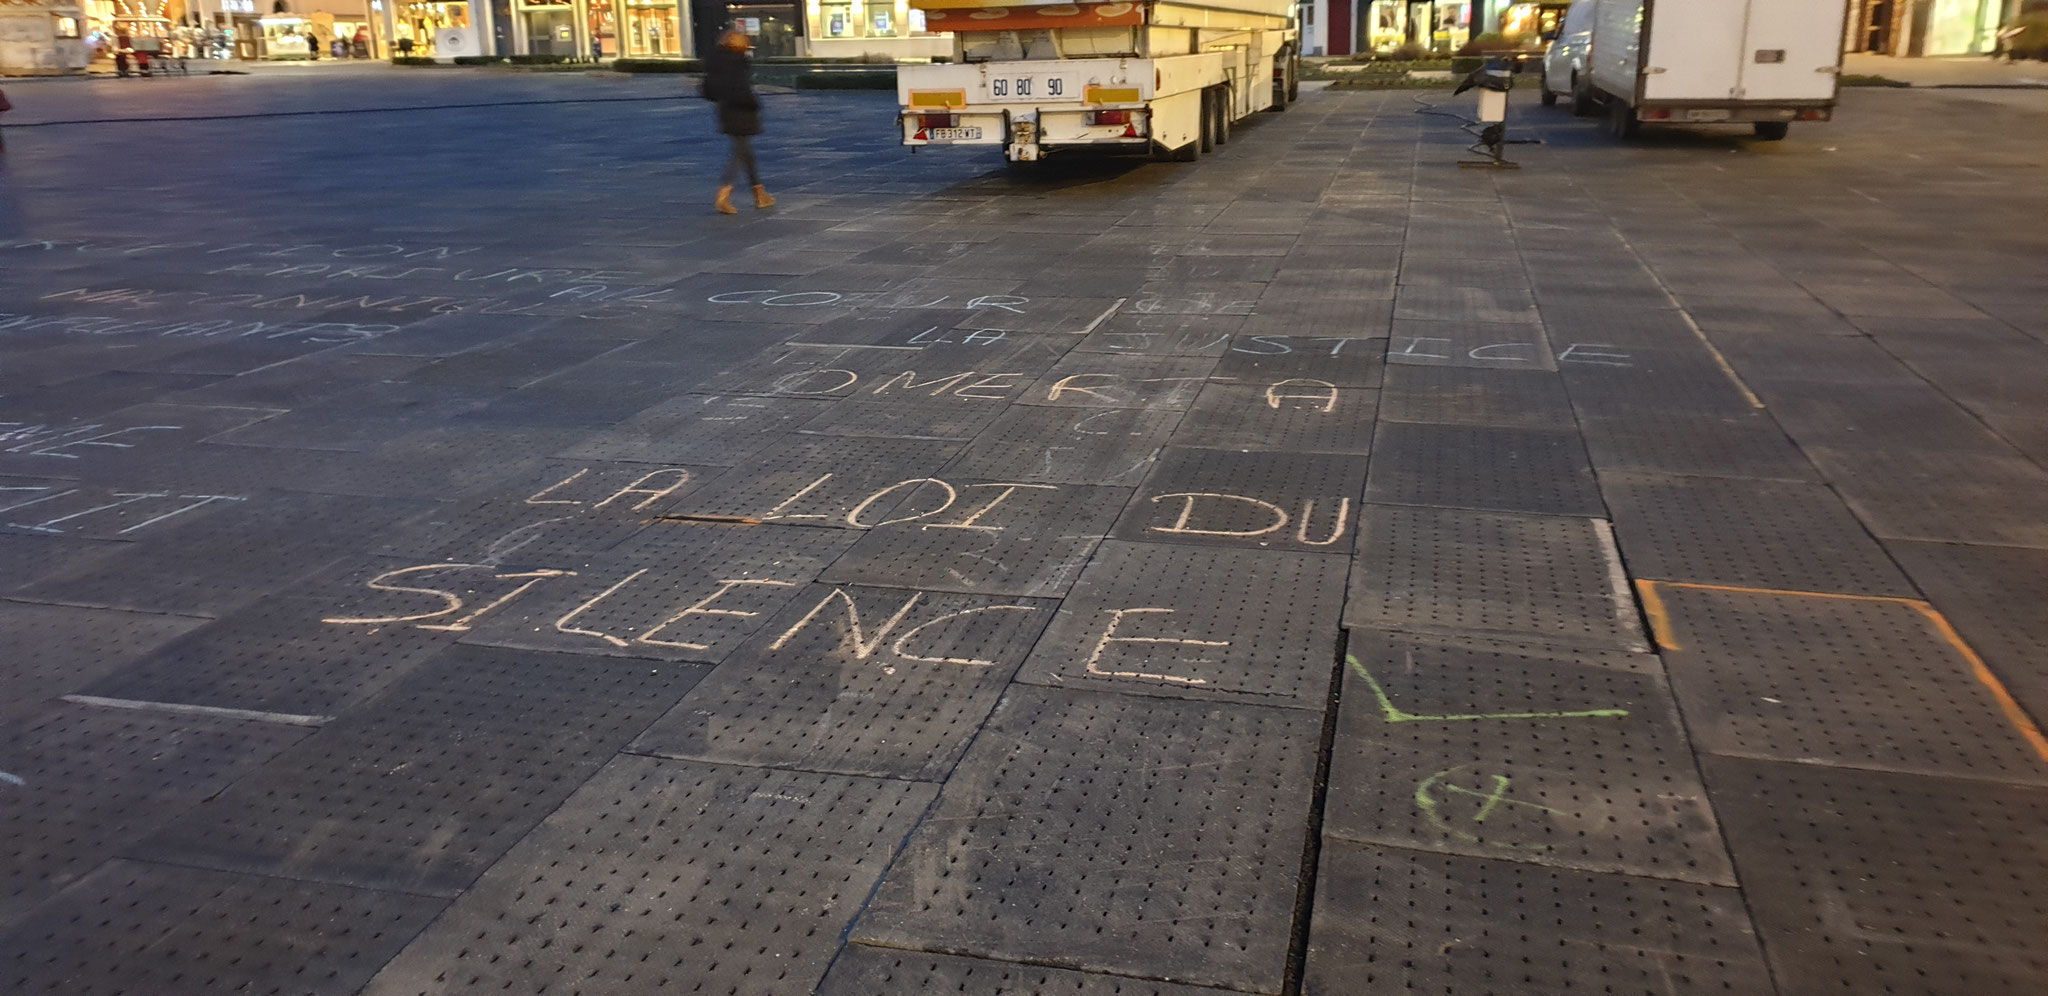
[
  {"left": 895, "top": 0, "right": 1301, "bottom": 162},
  {"left": 1565, "top": 0, "right": 1848, "bottom": 140}
]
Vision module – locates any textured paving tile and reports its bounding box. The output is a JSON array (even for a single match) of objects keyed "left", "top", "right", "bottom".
[
  {"left": 1703, "top": 757, "right": 2048, "bottom": 995},
  {"left": 0, "top": 603, "right": 209, "bottom": 728},
  {"left": 0, "top": 703, "right": 309, "bottom": 929},
  {"left": 1111, "top": 447, "right": 1366, "bottom": 555},
  {"left": 818, "top": 946, "right": 1234, "bottom": 995},
  {"left": 1304, "top": 841, "right": 1774, "bottom": 996},
  {"left": 852, "top": 686, "right": 1318, "bottom": 995},
  {"left": 135, "top": 646, "right": 701, "bottom": 895},
  {"left": 360, "top": 755, "right": 934, "bottom": 996},
  {"left": 632, "top": 584, "right": 1055, "bottom": 780},
  {"left": 1018, "top": 540, "right": 1347, "bottom": 708},
  {"left": 0, "top": 859, "right": 444, "bottom": 996},
  {"left": 1602, "top": 473, "right": 1915, "bottom": 595},
  {"left": 1365, "top": 422, "right": 1603, "bottom": 517},
  {"left": 1327, "top": 631, "right": 1733, "bottom": 885},
  {"left": 1647, "top": 581, "right": 2048, "bottom": 784}
]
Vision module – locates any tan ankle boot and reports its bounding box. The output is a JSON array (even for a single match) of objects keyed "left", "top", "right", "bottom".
[
  {"left": 714, "top": 185, "right": 737, "bottom": 215},
  {"left": 752, "top": 185, "right": 775, "bottom": 209}
]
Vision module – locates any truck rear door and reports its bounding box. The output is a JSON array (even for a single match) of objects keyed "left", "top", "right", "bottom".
[
  {"left": 1736, "top": 0, "right": 1845, "bottom": 101},
  {"left": 1641, "top": 0, "right": 1746, "bottom": 102}
]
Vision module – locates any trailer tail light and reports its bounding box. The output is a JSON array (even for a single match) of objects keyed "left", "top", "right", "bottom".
[
  {"left": 1640, "top": 108, "right": 1671, "bottom": 120},
  {"left": 1797, "top": 108, "right": 1830, "bottom": 121},
  {"left": 1089, "top": 110, "right": 1130, "bottom": 126},
  {"left": 918, "top": 113, "right": 958, "bottom": 130}
]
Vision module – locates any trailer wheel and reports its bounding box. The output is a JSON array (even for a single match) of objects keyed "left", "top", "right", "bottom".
[
  {"left": 1199, "top": 90, "right": 1216, "bottom": 153},
  {"left": 1287, "top": 52, "right": 1300, "bottom": 102},
  {"left": 1752, "top": 121, "right": 1789, "bottom": 141},
  {"left": 1569, "top": 74, "right": 1596, "bottom": 117},
  {"left": 1216, "top": 88, "right": 1233, "bottom": 146},
  {"left": 1606, "top": 99, "right": 1639, "bottom": 140}
]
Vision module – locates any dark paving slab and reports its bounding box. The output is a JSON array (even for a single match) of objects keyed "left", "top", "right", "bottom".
[
  {"left": 1110, "top": 447, "right": 1366, "bottom": 555},
  {"left": 0, "top": 532, "right": 123, "bottom": 595},
  {"left": 1379, "top": 364, "right": 1576, "bottom": 430},
  {"left": 0, "top": 859, "right": 444, "bottom": 996},
  {"left": 366, "top": 459, "right": 712, "bottom": 561},
  {"left": 454, "top": 523, "right": 857, "bottom": 663},
  {"left": 1210, "top": 334, "right": 1387, "bottom": 386},
  {"left": 560, "top": 392, "right": 836, "bottom": 466},
  {"left": 1018, "top": 540, "right": 1347, "bottom": 708},
  {"left": 1602, "top": 474, "right": 1915, "bottom": 596},
  {"left": 632, "top": 584, "right": 1055, "bottom": 780},
  {"left": 83, "top": 595, "right": 451, "bottom": 717},
  {"left": 1303, "top": 841, "right": 1774, "bottom": 996},
  {"left": 1887, "top": 540, "right": 2048, "bottom": 724},
  {"left": 1169, "top": 379, "right": 1377, "bottom": 455},
  {"left": 135, "top": 646, "right": 700, "bottom": 896},
  {"left": 0, "top": 604, "right": 209, "bottom": 728},
  {"left": 1327, "top": 631, "right": 1733, "bottom": 885},
  {"left": 1345, "top": 505, "right": 1647, "bottom": 653},
  {"left": 941, "top": 404, "right": 1182, "bottom": 486},
  {"left": 852, "top": 686, "right": 1317, "bottom": 995},
  {"left": 1804, "top": 446, "right": 2048, "bottom": 549},
  {"left": 1577, "top": 411, "right": 1820, "bottom": 482},
  {"left": 359, "top": 754, "right": 935, "bottom": 996},
  {"left": 16, "top": 492, "right": 429, "bottom": 618},
  {"left": 818, "top": 946, "right": 1238, "bottom": 995},
  {"left": 1703, "top": 756, "right": 2048, "bottom": 995},
  {"left": 0, "top": 403, "right": 283, "bottom": 479},
  {"left": 1648, "top": 582, "right": 2048, "bottom": 784},
  {"left": 665, "top": 434, "right": 963, "bottom": 528},
  {"left": 1365, "top": 422, "right": 1603, "bottom": 517},
  {"left": 0, "top": 703, "right": 309, "bottom": 929},
  {"left": 1018, "top": 353, "right": 1220, "bottom": 411},
  {"left": 1077, "top": 313, "right": 1241, "bottom": 356},
  {"left": 822, "top": 480, "right": 1129, "bottom": 596}
]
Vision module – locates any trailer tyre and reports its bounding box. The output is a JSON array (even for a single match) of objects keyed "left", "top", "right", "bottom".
[
  {"left": 1199, "top": 90, "right": 1216, "bottom": 153},
  {"left": 1606, "top": 99, "right": 1639, "bottom": 139},
  {"left": 1217, "top": 89, "right": 1232, "bottom": 146},
  {"left": 1287, "top": 53, "right": 1300, "bottom": 102},
  {"left": 1569, "top": 74, "right": 1596, "bottom": 117},
  {"left": 1752, "top": 121, "right": 1789, "bottom": 141}
]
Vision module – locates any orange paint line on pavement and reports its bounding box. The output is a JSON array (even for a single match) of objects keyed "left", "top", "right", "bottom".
[
  {"left": 1633, "top": 579, "right": 1679, "bottom": 651},
  {"left": 1634, "top": 578, "right": 2048, "bottom": 767},
  {"left": 1913, "top": 602, "right": 2048, "bottom": 766}
]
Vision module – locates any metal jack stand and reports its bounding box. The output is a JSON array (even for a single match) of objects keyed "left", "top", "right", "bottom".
[{"left": 1455, "top": 59, "right": 1520, "bottom": 169}]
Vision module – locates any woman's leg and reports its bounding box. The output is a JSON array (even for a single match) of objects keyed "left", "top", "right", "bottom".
[
  {"left": 721, "top": 135, "right": 746, "bottom": 187},
  {"left": 734, "top": 135, "right": 760, "bottom": 187}
]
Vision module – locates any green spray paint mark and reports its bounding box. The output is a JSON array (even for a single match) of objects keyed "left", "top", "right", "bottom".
[
  {"left": 1416, "top": 766, "right": 1565, "bottom": 851},
  {"left": 1347, "top": 653, "right": 1630, "bottom": 723}
]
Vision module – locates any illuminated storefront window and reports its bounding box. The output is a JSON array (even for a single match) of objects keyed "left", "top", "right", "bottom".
[
  {"left": 623, "top": 0, "right": 680, "bottom": 54},
  {"left": 395, "top": 0, "right": 468, "bottom": 53}
]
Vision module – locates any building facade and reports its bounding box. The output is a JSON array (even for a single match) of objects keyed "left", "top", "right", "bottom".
[
  {"left": 1846, "top": 0, "right": 2016, "bottom": 56},
  {"left": 2, "top": 0, "right": 89, "bottom": 75}
]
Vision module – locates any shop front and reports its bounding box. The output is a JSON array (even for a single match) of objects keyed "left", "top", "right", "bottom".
[
  {"left": 391, "top": 0, "right": 467, "bottom": 53},
  {"left": 803, "top": 0, "right": 945, "bottom": 59},
  {"left": 1848, "top": 0, "right": 2012, "bottom": 56},
  {"left": 621, "top": 0, "right": 682, "bottom": 55},
  {"left": 516, "top": 0, "right": 574, "bottom": 52}
]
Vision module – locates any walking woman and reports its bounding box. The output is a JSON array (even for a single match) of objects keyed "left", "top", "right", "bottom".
[{"left": 704, "top": 29, "right": 773, "bottom": 214}]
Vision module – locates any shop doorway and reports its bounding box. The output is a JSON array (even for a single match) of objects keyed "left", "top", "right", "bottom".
[
  {"left": 525, "top": 6, "right": 575, "bottom": 54},
  {"left": 725, "top": 2, "right": 800, "bottom": 57}
]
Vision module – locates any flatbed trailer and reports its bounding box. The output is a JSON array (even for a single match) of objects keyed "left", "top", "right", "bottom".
[{"left": 897, "top": 0, "right": 1300, "bottom": 162}]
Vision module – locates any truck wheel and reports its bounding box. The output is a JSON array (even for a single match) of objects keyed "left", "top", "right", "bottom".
[
  {"left": 1199, "top": 90, "right": 1216, "bottom": 153},
  {"left": 1287, "top": 54, "right": 1299, "bottom": 102},
  {"left": 1606, "top": 99, "right": 1639, "bottom": 139},
  {"left": 1753, "top": 121, "right": 1789, "bottom": 141},
  {"left": 1570, "top": 74, "right": 1595, "bottom": 117},
  {"left": 1216, "top": 90, "right": 1232, "bottom": 145}
]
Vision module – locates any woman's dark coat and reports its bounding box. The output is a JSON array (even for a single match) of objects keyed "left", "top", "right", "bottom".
[{"left": 703, "top": 46, "right": 762, "bottom": 137}]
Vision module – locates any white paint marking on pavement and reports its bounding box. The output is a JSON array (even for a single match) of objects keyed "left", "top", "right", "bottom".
[
  {"left": 0, "top": 772, "right": 24, "bottom": 787},
  {"left": 60, "top": 694, "right": 333, "bottom": 727},
  {"left": 1074, "top": 298, "right": 1127, "bottom": 335},
  {"left": 1590, "top": 519, "right": 1651, "bottom": 653}
]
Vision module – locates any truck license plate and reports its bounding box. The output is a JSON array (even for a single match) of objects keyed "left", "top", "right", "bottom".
[
  {"left": 929, "top": 127, "right": 982, "bottom": 140},
  {"left": 1682, "top": 109, "right": 1732, "bottom": 122}
]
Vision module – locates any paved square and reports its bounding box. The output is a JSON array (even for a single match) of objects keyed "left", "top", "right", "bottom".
[{"left": 4, "top": 71, "right": 2047, "bottom": 995}]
